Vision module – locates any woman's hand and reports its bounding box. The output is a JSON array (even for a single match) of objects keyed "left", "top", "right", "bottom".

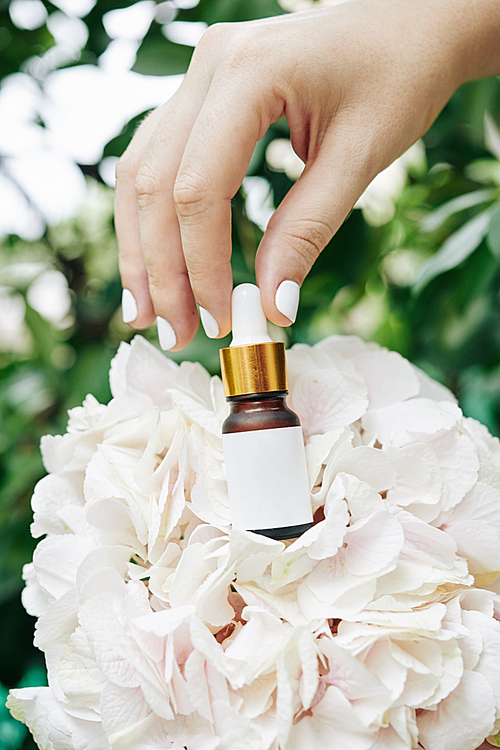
[{"left": 115, "top": 0, "right": 500, "bottom": 350}]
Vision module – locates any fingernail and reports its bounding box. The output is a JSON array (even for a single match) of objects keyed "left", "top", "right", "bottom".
[
  {"left": 157, "top": 317, "right": 177, "bottom": 350},
  {"left": 122, "top": 289, "right": 138, "bottom": 323},
  {"left": 275, "top": 280, "right": 300, "bottom": 323},
  {"left": 199, "top": 307, "right": 219, "bottom": 338}
]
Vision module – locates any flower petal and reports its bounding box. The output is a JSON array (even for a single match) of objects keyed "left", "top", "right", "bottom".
[{"left": 417, "top": 670, "right": 495, "bottom": 750}]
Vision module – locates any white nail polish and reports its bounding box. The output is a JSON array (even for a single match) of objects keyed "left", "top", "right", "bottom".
[
  {"left": 199, "top": 307, "right": 219, "bottom": 339},
  {"left": 157, "top": 317, "right": 177, "bottom": 350},
  {"left": 275, "top": 280, "right": 300, "bottom": 323},
  {"left": 122, "top": 289, "right": 138, "bottom": 323}
]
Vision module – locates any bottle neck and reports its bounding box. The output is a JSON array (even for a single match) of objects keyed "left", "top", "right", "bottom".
[
  {"left": 222, "top": 390, "right": 299, "bottom": 433},
  {"left": 226, "top": 390, "right": 288, "bottom": 408}
]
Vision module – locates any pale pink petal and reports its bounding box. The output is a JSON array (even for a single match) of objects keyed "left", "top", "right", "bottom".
[
  {"left": 232, "top": 673, "right": 276, "bottom": 719},
  {"left": 58, "top": 626, "right": 105, "bottom": 713},
  {"left": 122, "top": 336, "right": 177, "bottom": 408},
  {"left": 305, "top": 427, "right": 350, "bottom": 490},
  {"left": 224, "top": 607, "right": 287, "bottom": 687},
  {"left": 445, "top": 483, "right": 500, "bottom": 573},
  {"left": 361, "top": 639, "right": 407, "bottom": 702},
  {"left": 422, "top": 427, "right": 479, "bottom": 515},
  {"left": 169, "top": 543, "right": 219, "bottom": 608},
  {"left": 397, "top": 669, "right": 439, "bottom": 708},
  {"left": 335, "top": 474, "right": 385, "bottom": 525},
  {"left": 133, "top": 605, "right": 195, "bottom": 638},
  {"left": 34, "top": 586, "right": 79, "bottom": 652},
  {"left": 311, "top": 503, "right": 350, "bottom": 559},
  {"left": 33, "top": 534, "right": 96, "bottom": 600},
  {"left": 312, "top": 334, "right": 371, "bottom": 360},
  {"left": 344, "top": 511, "right": 404, "bottom": 576},
  {"left": 395, "top": 510, "right": 458, "bottom": 568},
  {"left": 370, "top": 725, "right": 413, "bottom": 750},
  {"left": 468, "top": 611, "right": 500, "bottom": 723},
  {"left": 7, "top": 686, "right": 110, "bottom": 750},
  {"left": 78, "top": 590, "right": 148, "bottom": 691},
  {"left": 286, "top": 685, "right": 375, "bottom": 750},
  {"left": 412, "top": 364, "right": 457, "bottom": 404},
  {"left": 352, "top": 349, "right": 420, "bottom": 410},
  {"left": 109, "top": 341, "right": 131, "bottom": 397},
  {"left": 76, "top": 546, "right": 132, "bottom": 593},
  {"left": 170, "top": 363, "right": 224, "bottom": 436},
  {"left": 386, "top": 443, "right": 442, "bottom": 512},
  {"left": 333, "top": 445, "right": 397, "bottom": 491},
  {"left": 290, "top": 367, "right": 368, "bottom": 437},
  {"left": 31, "top": 473, "right": 84, "bottom": 538},
  {"left": 187, "top": 649, "right": 227, "bottom": 723},
  {"left": 418, "top": 670, "right": 495, "bottom": 750},
  {"left": 319, "top": 637, "right": 391, "bottom": 725},
  {"left": 21, "top": 561, "right": 51, "bottom": 616},
  {"left": 362, "top": 399, "right": 462, "bottom": 448},
  {"left": 271, "top": 545, "right": 317, "bottom": 589},
  {"left": 234, "top": 580, "right": 305, "bottom": 625},
  {"left": 211, "top": 698, "right": 262, "bottom": 750},
  {"left": 163, "top": 712, "right": 214, "bottom": 747},
  {"left": 86, "top": 498, "right": 132, "bottom": 532},
  {"left": 299, "top": 570, "right": 377, "bottom": 620}
]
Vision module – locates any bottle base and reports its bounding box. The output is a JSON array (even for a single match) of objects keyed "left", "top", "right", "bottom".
[{"left": 250, "top": 522, "right": 313, "bottom": 541}]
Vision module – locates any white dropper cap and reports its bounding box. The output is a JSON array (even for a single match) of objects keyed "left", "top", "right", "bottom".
[{"left": 230, "top": 283, "right": 272, "bottom": 347}]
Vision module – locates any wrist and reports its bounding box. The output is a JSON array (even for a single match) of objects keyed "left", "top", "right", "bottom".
[{"left": 433, "top": 0, "right": 500, "bottom": 85}]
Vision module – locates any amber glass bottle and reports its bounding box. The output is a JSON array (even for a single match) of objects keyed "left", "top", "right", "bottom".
[
  {"left": 222, "top": 390, "right": 313, "bottom": 540},
  {"left": 220, "top": 284, "right": 313, "bottom": 541}
]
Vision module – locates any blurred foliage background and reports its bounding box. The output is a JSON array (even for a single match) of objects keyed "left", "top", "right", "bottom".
[{"left": 1, "top": 0, "right": 500, "bottom": 746}]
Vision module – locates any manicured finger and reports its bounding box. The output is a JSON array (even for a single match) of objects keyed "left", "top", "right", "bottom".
[
  {"left": 256, "top": 119, "right": 378, "bottom": 326},
  {"left": 135, "top": 77, "right": 214, "bottom": 349},
  {"left": 115, "top": 105, "right": 169, "bottom": 329},
  {"left": 173, "top": 68, "right": 284, "bottom": 338}
]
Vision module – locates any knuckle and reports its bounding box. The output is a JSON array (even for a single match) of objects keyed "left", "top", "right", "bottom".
[
  {"left": 191, "top": 22, "right": 231, "bottom": 67},
  {"left": 146, "top": 267, "right": 164, "bottom": 306},
  {"left": 118, "top": 254, "right": 136, "bottom": 280},
  {"left": 184, "top": 259, "right": 205, "bottom": 286},
  {"left": 185, "top": 257, "right": 227, "bottom": 291},
  {"left": 115, "top": 150, "right": 137, "bottom": 184},
  {"left": 198, "top": 21, "right": 230, "bottom": 49},
  {"left": 135, "top": 161, "right": 162, "bottom": 204},
  {"left": 283, "top": 219, "right": 332, "bottom": 269},
  {"left": 173, "top": 169, "right": 212, "bottom": 219},
  {"left": 223, "top": 35, "right": 260, "bottom": 73}
]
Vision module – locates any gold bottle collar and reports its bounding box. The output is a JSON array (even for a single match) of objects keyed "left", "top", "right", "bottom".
[{"left": 220, "top": 341, "right": 288, "bottom": 397}]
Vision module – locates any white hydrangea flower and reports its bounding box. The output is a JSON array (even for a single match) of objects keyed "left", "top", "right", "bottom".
[{"left": 8, "top": 334, "right": 500, "bottom": 750}]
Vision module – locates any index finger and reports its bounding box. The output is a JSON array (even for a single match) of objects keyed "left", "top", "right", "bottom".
[{"left": 173, "top": 63, "right": 284, "bottom": 338}]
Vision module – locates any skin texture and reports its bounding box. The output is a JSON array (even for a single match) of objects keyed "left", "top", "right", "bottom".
[{"left": 115, "top": 0, "right": 500, "bottom": 350}]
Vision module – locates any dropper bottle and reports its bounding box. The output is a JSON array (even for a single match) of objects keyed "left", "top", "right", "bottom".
[{"left": 220, "top": 284, "right": 313, "bottom": 540}]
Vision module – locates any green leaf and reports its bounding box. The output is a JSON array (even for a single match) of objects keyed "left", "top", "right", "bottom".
[
  {"left": 488, "top": 730, "right": 500, "bottom": 747},
  {"left": 0, "top": 713, "right": 26, "bottom": 749},
  {"left": 103, "top": 109, "right": 153, "bottom": 158},
  {"left": 23, "top": 304, "right": 59, "bottom": 368},
  {"left": 422, "top": 189, "right": 497, "bottom": 232},
  {"left": 191, "top": 0, "right": 284, "bottom": 24},
  {"left": 465, "top": 159, "right": 500, "bottom": 186},
  {"left": 0, "top": 448, "right": 43, "bottom": 512},
  {"left": 64, "top": 345, "right": 113, "bottom": 410},
  {"left": 132, "top": 36, "right": 193, "bottom": 76},
  {"left": 485, "top": 112, "right": 500, "bottom": 161},
  {"left": 460, "top": 366, "right": 500, "bottom": 436},
  {"left": 413, "top": 208, "right": 494, "bottom": 293},
  {"left": 487, "top": 203, "right": 500, "bottom": 257}
]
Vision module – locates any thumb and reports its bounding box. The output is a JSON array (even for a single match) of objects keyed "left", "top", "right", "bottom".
[{"left": 256, "top": 128, "right": 375, "bottom": 326}]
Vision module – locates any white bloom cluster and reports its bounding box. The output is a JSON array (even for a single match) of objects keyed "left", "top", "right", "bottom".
[{"left": 7, "top": 335, "right": 500, "bottom": 750}]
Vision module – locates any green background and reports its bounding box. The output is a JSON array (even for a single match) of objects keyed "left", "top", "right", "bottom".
[{"left": 1, "top": 1, "right": 500, "bottom": 746}]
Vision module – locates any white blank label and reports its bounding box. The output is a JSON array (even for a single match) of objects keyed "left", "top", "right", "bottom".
[{"left": 222, "top": 425, "right": 312, "bottom": 531}]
